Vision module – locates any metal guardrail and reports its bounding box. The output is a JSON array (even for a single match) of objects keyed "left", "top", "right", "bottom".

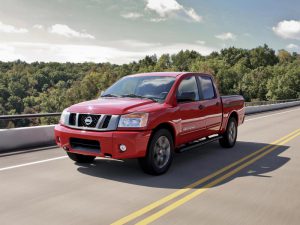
[
  {"left": 0, "top": 113, "right": 61, "bottom": 129},
  {"left": 0, "top": 113, "right": 61, "bottom": 120}
]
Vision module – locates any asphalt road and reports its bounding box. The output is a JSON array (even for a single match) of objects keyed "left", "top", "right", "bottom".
[{"left": 1, "top": 107, "right": 300, "bottom": 225}]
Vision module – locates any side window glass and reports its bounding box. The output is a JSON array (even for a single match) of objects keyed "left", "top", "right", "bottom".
[
  {"left": 177, "top": 76, "right": 199, "bottom": 103},
  {"left": 199, "top": 76, "right": 215, "bottom": 100}
]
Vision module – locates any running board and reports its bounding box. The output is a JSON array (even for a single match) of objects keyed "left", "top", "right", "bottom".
[{"left": 178, "top": 135, "right": 222, "bottom": 153}]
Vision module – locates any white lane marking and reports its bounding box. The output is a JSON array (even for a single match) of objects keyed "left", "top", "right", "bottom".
[
  {"left": 0, "top": 156, "right": 67, "bottom": 172},
  {"left": 245, "top": 107, "right": 300, "bottom": 122}
]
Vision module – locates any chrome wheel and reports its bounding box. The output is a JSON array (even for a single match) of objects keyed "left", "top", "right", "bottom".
[
  {"left": 228, "top": 121, "right": 237, "bottom": 144},
  {"left": 153, "top": 136, "right": 171, "bottom": 169},
  {"left": 138, "top": 129, "right": 174, "bottom": 175},
  {"left": 219, "top": 117, "right": 238, "bottom": 148}
]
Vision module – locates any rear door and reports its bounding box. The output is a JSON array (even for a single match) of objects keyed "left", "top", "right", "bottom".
[
  {"left": 176, "top": 75, "right": 206, "bottom": 144},
  {"left": 197, "top": 75, "right": 222, "bottom": 135}
]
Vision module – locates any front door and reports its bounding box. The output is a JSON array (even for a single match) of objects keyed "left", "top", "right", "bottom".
[{"left": 176, "top": 75, "right": 206, "bottom": 144}]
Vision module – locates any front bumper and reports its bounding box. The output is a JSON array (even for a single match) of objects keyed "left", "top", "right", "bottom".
[{"left": 54, "top": 124, "right": 151, "bottom": 159}]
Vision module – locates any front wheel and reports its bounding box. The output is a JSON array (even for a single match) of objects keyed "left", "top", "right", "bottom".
[
  {"left": 138, "top": 129, "right": 174, "bottom": 175},
  {"left": 66, "top": 152, "right": 96, "bottom": 163},
  {"left": 219, "top": 117, "right": 238, "bottom": 148}
]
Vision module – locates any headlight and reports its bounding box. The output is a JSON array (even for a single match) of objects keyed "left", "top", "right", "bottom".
[
  {"left": 60, "top": 109, "right": 70, "bottom": 125},
  {"left": 118, "top": 112, "right": 149, "bottom": 128}
]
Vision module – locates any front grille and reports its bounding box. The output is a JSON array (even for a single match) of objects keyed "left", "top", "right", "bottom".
[
  {"left": 70, "top": 137, "right": 100, "bottom": 153},
  {"left": 69, "top": 113, "right": 76, "bottom": 125},
  {"left": 78, "top": 114, "right": 100, "bottom": 127},
  {"left": 65, "top": 113, "right": 119, "bottom": 131},
  {"left": 102, "top": 115, "right": 112, "bottom": 128}
]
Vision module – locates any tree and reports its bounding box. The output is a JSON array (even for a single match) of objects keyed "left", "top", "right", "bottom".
[
  {"left": 171, "top": 50, "right": 201, "bottom": 71},
  {"left": 220, "top": 47, "right": 250, "bottom": 67},
  {"left": 155, "top": 54, "right": 172, "bottom": 71},
  {"left": 249, "top": 44, "right": 279, "bottom": 68},
  {"left": 278, "top": 50, "right": 292, "bottom": 63}
]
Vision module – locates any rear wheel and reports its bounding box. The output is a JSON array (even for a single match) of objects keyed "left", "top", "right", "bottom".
[
  {"left": 67, "top": 152, "right": 96, "bottom": 163},
  {"left": 138, "top": 129, "right": 174, "bottom": 175},
  {"left": 219, "top": 117, "right": 238, "bottom": 148}
]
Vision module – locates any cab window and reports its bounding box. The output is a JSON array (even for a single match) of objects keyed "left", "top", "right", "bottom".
[
  {"left": 199, "top": 76, "right": 215, "bottom": 100},
  {"left": 176, "top": 76, "right": 200, "bottom": 103}
]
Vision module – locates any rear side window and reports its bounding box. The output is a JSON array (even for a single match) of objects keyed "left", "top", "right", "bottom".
[
  {"left": 177, "top": 76, "right": 200, "bottom": 102},
  {"left": 199, "top": 76, "right": 215, "bottom": 100}
]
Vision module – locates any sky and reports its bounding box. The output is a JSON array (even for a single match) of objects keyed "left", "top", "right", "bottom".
[{"left": 0, "top": 0, "right": 300, "bottom": 64}]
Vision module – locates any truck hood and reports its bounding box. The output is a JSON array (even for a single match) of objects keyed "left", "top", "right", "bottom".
[{"left": 67, "top": 97, "right": 159, "bottom": 115}]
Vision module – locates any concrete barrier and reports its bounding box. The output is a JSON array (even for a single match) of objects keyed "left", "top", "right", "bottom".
[
  {"left": 0, "top": 101, "right": 300, "bottom": 153},
  {"left": 245, "top": 100, "right": 300, "bottom": 114},
  {"left": 0, "top": 125, "right": 55, "bottom": 153}
]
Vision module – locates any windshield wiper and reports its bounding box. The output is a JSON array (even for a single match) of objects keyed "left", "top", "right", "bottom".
[
  {"left": 101, "top": 94, "right": 119, "bottom": 97},
  {"left": 121, "top": 94, "right": 158, "bottom": 102}
]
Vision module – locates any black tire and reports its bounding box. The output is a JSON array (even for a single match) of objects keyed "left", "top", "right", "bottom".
[
  {"left": 67, "top": 152, "right": 96, "bottom": 163},
  {"left": 138, "top": 129, "right": 174, "bottom": 175},
  {"left": 219, "top": 117, "right": 238, "bottom": 148}
]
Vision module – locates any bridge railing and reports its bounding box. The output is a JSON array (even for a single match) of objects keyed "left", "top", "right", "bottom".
[
  {"left": 0, "top": 113, "right": 61, "bottom": 120},
  {"left": 0, "top": 113, "right": 61, "bottom": 130}
]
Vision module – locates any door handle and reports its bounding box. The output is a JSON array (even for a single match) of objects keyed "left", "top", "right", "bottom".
[{"left": 198, "top": 104, "right": 205, "bottom": 110}]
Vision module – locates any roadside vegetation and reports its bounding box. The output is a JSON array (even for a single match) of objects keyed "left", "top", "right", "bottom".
[{"left": 0, "top": 44, "right": 299, "bottom": 128}]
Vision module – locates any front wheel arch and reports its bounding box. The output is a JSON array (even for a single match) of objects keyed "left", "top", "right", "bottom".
[{"left": 149, "top": 122, "right": 176, "bottom": 149}]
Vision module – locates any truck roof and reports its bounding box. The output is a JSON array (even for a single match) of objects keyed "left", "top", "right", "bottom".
[{"left": 128, "top": 72, "right": 192, "bottom": 77}]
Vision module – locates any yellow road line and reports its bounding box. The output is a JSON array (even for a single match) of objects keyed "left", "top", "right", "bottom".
[
  {"left": 111, "top": 128, "right": 300, "bottom": 225},
  {"left": 136, "top": 130, "right": 300, "bottom": 225}
]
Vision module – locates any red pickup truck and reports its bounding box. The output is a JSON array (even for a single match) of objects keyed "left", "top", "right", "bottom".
[{"left": 55, "top": 72, "right": 245, "bottom": 175}]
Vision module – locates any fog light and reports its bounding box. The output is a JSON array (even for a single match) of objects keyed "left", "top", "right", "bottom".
[{"left": 119, "top": 144, "right": 127, "bottom": 152}]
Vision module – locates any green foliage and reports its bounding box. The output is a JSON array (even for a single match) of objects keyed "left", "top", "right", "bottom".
[{"left": 0, "top": 45, "right": 299, "bottom": 128}]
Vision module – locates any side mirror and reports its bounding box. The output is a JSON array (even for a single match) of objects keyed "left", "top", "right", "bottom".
[{"left": 177, "top": 92, "right": 196, "bottom": 103}]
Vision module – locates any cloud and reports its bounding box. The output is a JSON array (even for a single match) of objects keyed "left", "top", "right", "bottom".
[
  {"left": 0, "top": 21, "right": 28, "bottom": 33},
  {"left": 48, "top": 24, "right": 95, "bottom": 39},
  {"left": 273, "top": 20, "right": 300, "bottom": 40},
  {"left": 146, "top": 0, "right": 182, "bottom": 17},
  {"left": 215, "top": 32, "right": 236, "bottom": 41},
  {"left": 33, "top": 24, "right": 43, "bottom": 29},
  {"left": 0, "top": 44, "right": 23, "bottom": 61},
  {"left": 121, "top": 12, "right": 143, "bottom": 19},
  {"left": 145, "top": 43, "right": 215, "bottom": 57},
  {"left": 114, "top": 39, "right": 161, "bottom": 48},
  {"left": 184, "top": 8, "right": 202, "bottom": 22},
  {"left": 196, "top": 40, "right": 206, "bottom": 45},
  {"left": 286, "top": 43, "right": 299, "bottom": 50},
  {"left": 0, "top": 41, "right": 216, "bottom": 64},
  {"left": 145, "top": 0, "right": 202, "bottom": 22},
  {"left": 150, "top": 18, "right": 167, "bottom": 23}
]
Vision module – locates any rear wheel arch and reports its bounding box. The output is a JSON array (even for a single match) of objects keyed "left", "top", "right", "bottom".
[
  {"left": 219, "top": 113, "right": 238, "bottom": 148},
  {"left": 228, "top": 111, "right": 238, "bottom": 125}
]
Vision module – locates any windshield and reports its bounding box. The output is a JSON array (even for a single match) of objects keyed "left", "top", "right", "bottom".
[{"left": 101, "top": 76, "right": 176, "bottom": 102}]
